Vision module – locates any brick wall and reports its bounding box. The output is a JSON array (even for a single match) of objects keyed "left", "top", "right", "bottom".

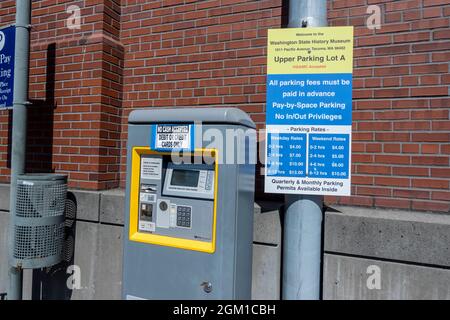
[
  {"left": 0, "top": 0, "right": 124, "bottom": 189},
  {"left": 326, "top": 0, "right": 450, "bottom": 212},
  {"left": 0, "top": 0, "right": 449, "bottom": 212}
]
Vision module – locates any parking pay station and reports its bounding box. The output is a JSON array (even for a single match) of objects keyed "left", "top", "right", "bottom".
[{"left": 122, "top": 108, "right": 256, "bottom": 299}]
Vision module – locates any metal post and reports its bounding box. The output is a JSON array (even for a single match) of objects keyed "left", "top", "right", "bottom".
[
  {"left": 282, "top": 0, "right": 327, "bottom": 300},
  {"left": 8, "top": 0, "right": 32, "bottom": 300}
]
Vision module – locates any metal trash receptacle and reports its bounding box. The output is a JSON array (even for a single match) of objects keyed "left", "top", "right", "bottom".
[{"left": 10, "top": 174, "right": 67, "bottom": 269}]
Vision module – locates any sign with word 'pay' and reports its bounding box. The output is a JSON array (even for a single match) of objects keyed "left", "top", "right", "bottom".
[
  {"left": 0, "top": 25, "right": 15, "bottom": 110},
  {"left": 265, "top": 26, "right": 353, "bottom": 196}
]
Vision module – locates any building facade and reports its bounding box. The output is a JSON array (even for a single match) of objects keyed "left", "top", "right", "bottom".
[{"left": 0, "top": 0, "right": 449, "bottom": 300}]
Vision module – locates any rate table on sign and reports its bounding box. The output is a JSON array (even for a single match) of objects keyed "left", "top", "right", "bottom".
[{"left": 266, "top": 133, "right": 349, "bottom": 179}]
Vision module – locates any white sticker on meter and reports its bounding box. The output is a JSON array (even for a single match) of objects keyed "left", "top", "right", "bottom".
[
  {"left": 140, "top": 193, "right": 156, "bottom": 203},
  {"left": 139, "top": 221, "right": 155, "bottom": 232},
  {"left": 154, "top": 124, "right": 192, "bottom": 150},
  {"left": 169, "top": 204, "right": 177, "bottom": 227},
  {"left": 141, "top": 157, "right": 162, "bottom": 180}
]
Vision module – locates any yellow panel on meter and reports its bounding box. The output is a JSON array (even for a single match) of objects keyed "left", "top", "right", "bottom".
[{"left": 128, "top": 147, "right": 218, "bottom": 253}]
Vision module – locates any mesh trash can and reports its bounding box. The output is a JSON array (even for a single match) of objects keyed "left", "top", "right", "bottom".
[{"left": 10, "top": 174, "right": 67, "bottom": 269}]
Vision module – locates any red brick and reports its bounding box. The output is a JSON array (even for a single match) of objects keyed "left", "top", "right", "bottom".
[
  {"left": 384, "top": 143, "right": 401, "bottom": 153},
  {"left": 386, "top": 0, "right": 421, "bottom": 11},
  {"left": 374, "top": 177, "right": 410, "bottom": 187},
  {"left": 403, "top": 10, "right": 421, "bottom": 21},
  {"left": 401, "top": 76, "right": 419, "bottom": 86},
  {"left": 412, "top": 133, "right": 450, "bottom": 142},
  {"left": 394, "top": 32, "right": 430, "bottom": 43},
  {"left": 434, "top": 30, "right": 450, "bottom": 40},
  {"left": 415, "top": 18, "right": 449, "bottom": 29},
  {"left": 393, "top": 54, "right": 429, "bottom": 65},
  {"left": 357, "top": 186, "right": 392, "bottom": 197},
  {"left": 358, "top": 35, "right": 392, "bottom": 46},
  {"left": 355, "top": 100, "right": 390, "bottom": 110},
  {"left": 411, "top": 156, "right": 449, "bottom": 166},
  {"left": 392, "top": 166, "right": 429, "bottom": 177},
  {"left": 420, "top": 75, "right": 440, "bottom": 85},
  {"left": 365, "top": 143, "right": 382, "bottom": 153},
  {"left": 374, "top": 88, "right": 410, "bottom": 98},
  {"left": 423, "top": 7, "right": 442, "bottom": 18},
  {"left": 412, "top": 201, "right": 450, "bottom": 213},
  {"left": 393, "top": 189, "right": 430, "bottom": 200},
  {"left": 421, "top": 144, "right": 440, "bottom": 154},
  {"left": 375, "top": 132, "right": 410, "bottom": 141},
  {"left": 375, "top": 155, "right": 411, "bottom": 165},
  {"left": 412, "top": 178, "right": 449, "bottom": 189},
  {"left": 339, "top": 196, "right": 374, "bottom": 207},
  {"left": 431, "top": 191, "right": 450, "bottom": 201},
  {"left": 375, "top": 44, "right": 410, "bottom": 56},
  {"left": 358, "top": 121, "right": 392, "bottom": 131},
  {"left": 432, "top": 121, "right": 450, "bottom": 131},
  {"left": 394, "top": 121, "right": 430, "bottom": 131},
  {"left": 402, "top": 144, "right": 420, "bottom": 154},
  {"left": 357, "top": 164, "right": 391, "bottom": 175},
  {"left": 411, "top": 63, "right": 448, "bottom": 74},
  {"left": 431, "top": 168, "right": 450, "bottom": 178},
  {"left": 374, "top": 198, "right": 411, "bottom": 210},
  {"left": 413, "top": 41, "right": 450, "bottom": 53},
  {"left": 392, "top": 99, "right": 428, "bottom": 109},
  {"left": 411, "top": 109, "right": 449, "bottom": 120},
  {"left": 424, "top": 0, "right": 450, "bottom": 6},
  {"left": 374, "top": 66, "right": 410, "bottom": 77}
]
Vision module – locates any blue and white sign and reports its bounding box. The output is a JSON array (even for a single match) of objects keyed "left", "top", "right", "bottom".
[
  {"left": 265, "top": 27, "right": 354, "bottom": 196},
  {"left": 0, "top": 26, "right": 15, "bottom": 110},
  {"left": 151, "top": 124, "right": 194, "bottom": 151}
]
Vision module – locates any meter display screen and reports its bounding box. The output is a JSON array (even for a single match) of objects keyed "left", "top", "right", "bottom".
[{"left": 170, "top": 169, "right": 199, "bottom": 187}]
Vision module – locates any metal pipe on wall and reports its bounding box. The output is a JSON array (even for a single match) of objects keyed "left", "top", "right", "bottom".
[
  {"left": 282, "top": 0, "right": 327, "bottom": 300},
  {"left": 8, "top": 0, "right": 32, "bottom": 300}
]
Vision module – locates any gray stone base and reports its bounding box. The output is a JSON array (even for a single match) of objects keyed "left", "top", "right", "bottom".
[
  {"left": 1, "top": 183, "right": 450, "bottom": 300},
  {"left": 324, "top": 254, "right": 450, "bottom": 300}
]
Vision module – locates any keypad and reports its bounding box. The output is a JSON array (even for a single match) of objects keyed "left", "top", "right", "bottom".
[{"left": 176, "top": 206, "right": 191, "bottom": 228}]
